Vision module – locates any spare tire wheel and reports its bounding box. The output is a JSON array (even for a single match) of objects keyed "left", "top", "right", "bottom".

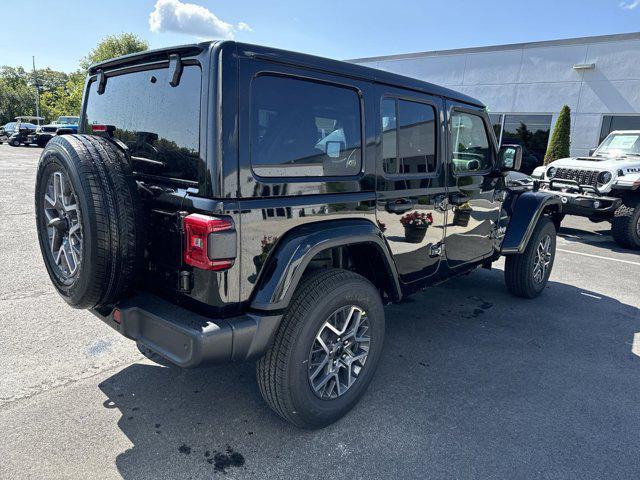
[{"left": 35, "top": 134, "right": 144, "bottom": 309}]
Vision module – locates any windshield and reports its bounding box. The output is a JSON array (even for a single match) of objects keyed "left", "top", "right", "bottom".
[{"left": 595, "top": 133, "right": 640, "bottom": 157}]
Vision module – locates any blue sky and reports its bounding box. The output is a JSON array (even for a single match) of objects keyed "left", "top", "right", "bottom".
[{"left": 1, "top": 0, "right": 639, "bottom": 72}]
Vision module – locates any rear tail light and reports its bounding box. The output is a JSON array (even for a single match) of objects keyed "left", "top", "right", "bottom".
[
  {"left": 183, "top": 214, "right": 235, "bottom": 271},
  {"left": 90, "top": 124, "right": 116, "bottom": 136}
]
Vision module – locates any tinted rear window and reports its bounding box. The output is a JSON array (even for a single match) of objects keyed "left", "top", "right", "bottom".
[
  {"left": 250, "top": 75, "right": 362, "bottom": 178},
  {"left": 84, "top": 65, "right": 201, "bottom": 182}
]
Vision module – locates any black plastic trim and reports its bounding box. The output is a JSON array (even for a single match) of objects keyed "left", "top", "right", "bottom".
[
  {"left": 250, "top": 219, "right": 401, "bottom": 311},
  {"left": 501, "top": 190, "right": 562, "bottom": 254},
  {"left": 90, "top": 292, "right": 282, "bottom": 367}
]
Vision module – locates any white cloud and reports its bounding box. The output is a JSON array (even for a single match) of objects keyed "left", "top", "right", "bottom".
[
  {"left": 149, "top": 0, "right": 251, "bottom": 39},
  {"left": 620, "top": 0, "right": 640, "bottom": 10}
]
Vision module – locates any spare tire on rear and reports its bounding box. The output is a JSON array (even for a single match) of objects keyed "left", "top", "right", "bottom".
[{"left": 35, "top": 134, "right": 144, "bottom": 309}]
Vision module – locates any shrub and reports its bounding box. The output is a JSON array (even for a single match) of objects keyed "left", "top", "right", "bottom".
[{"left": 544, "top": 105, "right": 571, "bottom": 165}]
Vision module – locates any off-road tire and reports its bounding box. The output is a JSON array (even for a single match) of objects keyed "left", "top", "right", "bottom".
[
  {"left": 35, "top": 134, "right": 144, "bottom": 309},
  {"left": 505, "top": 216, "right": 556, "bottom": 299},
  {"left": 611, "top": 198, "right": 640, "bottom": 249},
  {"left": 256, "top": 268, "right": 385, "bottom": 429}
]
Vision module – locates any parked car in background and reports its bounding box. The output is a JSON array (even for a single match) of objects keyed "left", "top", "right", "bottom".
[
  {"left": 30, "top": 115, "right": 79, "bottom": 147},
  {"left": 1, "top": 120, "right": 38, "bottom": 145},
  {"left": 6, "top": 116, "right": 44, "bottom": 146},
  {"left": 532, "top": 130, "right": 640, "bottom": 248}
]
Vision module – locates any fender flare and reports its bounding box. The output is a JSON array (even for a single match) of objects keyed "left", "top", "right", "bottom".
[
  {"left": 250, "top": 219, "right": 401, "bottom": 311},
  {"left": 501, "top": 190, "right": 562, "bottom": 254}
]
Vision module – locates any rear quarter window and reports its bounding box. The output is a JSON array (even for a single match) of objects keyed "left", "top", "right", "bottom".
[
  {"left": 84, "top": 65, "right": 202, "bottom": 182},
  {"left": 250, "top": 75, "right": 362, "bottom": 178}
]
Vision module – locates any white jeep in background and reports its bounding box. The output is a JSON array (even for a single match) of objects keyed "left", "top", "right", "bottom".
[{"left": 532, "top": 130, "right": 640, "bottom": 249}]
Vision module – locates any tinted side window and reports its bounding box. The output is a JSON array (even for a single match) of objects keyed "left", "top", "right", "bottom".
[
  {"left": 381, "top": 98, "right": 398, "bottom": 173},
  {"left": 381, "top": 98, "right": 437, "bottom": 175},
  {"left": 250, "top": 75, "right": 362, "bottom": 178},
  {"left": 84, "top": 66, "right": 201, "bottom": 182},
  {"left": 450, "top": 111, "right": 492, "bottom": 174}
]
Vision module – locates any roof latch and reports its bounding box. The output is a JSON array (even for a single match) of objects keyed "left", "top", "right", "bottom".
[
  {"left": 169, "top": 54, "right": 183, "bottom": 87},
  {"left": 96, "top": 70, "right": 107, "bottom": 95}
]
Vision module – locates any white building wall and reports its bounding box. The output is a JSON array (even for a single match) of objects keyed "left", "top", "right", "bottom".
[{"left": 352, "top": 34, "right": 640, "bottom": 157}]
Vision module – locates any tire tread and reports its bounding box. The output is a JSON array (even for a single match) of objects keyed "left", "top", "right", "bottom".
[{"left": 256, "top": 268, "right": 369, "bottom": 427}]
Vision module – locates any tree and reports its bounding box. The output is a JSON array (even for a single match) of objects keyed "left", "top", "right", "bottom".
[
  {"left": 80, "top": 33, "right": 149, "bottom": 71},
  {"left": 544, "top": 105, "right": 571, "bottom": 165},
  {"left": 40, "top": 71, "right": 85, "bottom": 119},
  {"left": 0, "top": 67, "right": 38, "bottom": 124},
  {"left": 0, "top": 33, "right": 148, "bottom": 125}
]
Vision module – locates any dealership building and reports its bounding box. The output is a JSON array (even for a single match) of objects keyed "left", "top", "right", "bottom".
[{"left": 350, "top": 32, "right": 640, "bottom": 166}]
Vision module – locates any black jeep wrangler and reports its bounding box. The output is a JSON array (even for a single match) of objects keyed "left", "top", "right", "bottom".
[{"left": 35, "top": 41, "right": 561, "bottom": 429}]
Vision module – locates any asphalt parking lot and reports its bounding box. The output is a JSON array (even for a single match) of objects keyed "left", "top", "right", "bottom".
[{"left": 1, "top": 143, "right": 639, "bottom": 480}]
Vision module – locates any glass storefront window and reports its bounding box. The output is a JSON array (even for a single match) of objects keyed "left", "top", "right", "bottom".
[
  {"left": 500, "top": 114, "right": 552, "bottom": 174},
  {"left": 489, "top": 113, "right": 503, "bottom": 142},
  {"left": 599, "top": 115, "right": 640, "bottom": 144}
]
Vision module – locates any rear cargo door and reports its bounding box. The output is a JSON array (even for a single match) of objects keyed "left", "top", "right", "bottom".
[{"left": 82, "top": 62, "right": 205, "bottom": 287}]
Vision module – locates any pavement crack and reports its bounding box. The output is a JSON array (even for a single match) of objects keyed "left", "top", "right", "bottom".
[
  {"left": 0, "top": 290, "right": 55, "bottom": 302},
  {"left": 0, "top": 355, "right": 144, "bottom": 412}
]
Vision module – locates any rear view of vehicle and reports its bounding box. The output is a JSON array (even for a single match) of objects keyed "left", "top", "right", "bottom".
[{"left": 35, "top": 43, "right": 254, "bottom": 351}]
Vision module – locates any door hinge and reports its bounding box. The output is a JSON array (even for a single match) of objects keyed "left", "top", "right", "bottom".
[{"left": 430, "top": 242, "right": 445, "bottom": 258}]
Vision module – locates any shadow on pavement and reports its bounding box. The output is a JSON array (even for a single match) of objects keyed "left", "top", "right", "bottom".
[
  {"left": 99, "top": 268, "right": 640, "bottom": 479},
  {"left": 558, "top": 225, "right": 638, "bottom": 255}
]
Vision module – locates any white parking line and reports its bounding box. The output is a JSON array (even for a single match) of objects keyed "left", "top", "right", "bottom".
[
  {"left": 557, "top": 248, "right": 640, "bottom": 267},
  {"left": 580, "top": 292, "right": 602, "bottom": 299},
  {"left": 633, "top": 333, "right": 640, "bottom": 358}
]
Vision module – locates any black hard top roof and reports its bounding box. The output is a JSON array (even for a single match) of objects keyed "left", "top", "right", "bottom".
[{"left": 89, "top": 40, "right": 483, "bottom": 108}]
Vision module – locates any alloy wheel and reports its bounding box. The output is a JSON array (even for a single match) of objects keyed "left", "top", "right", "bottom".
[
  {"left": 43, "top": 170, "right": 83, "bottom": 279},
  {"left": 308, "top": 305, "right": 371, "bottom": 399},
  {"left": 533, "top": 234, "right": 552, "bottom": 284}
]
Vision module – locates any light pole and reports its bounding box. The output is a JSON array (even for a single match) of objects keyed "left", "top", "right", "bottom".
[{"left": 32, "top": 56, "right": 41, "bottom": 125}]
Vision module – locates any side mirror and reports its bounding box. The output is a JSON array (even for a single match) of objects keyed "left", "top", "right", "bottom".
[
  {"left": 588, "top": 148, "right": 596, "bottom": 156},
  {"left": 498, "top": 144, "right": 522, "bottom": 172}
]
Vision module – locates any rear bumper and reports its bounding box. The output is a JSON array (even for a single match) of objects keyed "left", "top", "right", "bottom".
[{"left": 90, "top": 293, "right": 282, "bottom": 368}]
